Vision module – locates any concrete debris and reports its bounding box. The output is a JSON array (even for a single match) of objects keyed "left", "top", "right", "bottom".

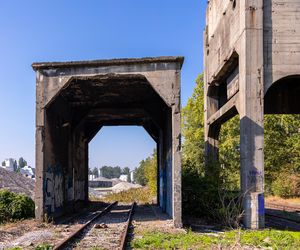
[{"left": 94, "top": 223, "right": 108, "bottom": 229}]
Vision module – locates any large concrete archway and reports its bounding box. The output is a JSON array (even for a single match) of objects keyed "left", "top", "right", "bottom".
[{"left": 32, "top": 57, "right": 183, "bottom": 227}]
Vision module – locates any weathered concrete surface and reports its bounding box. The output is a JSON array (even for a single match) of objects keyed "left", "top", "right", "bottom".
[
  {"left": 33, "top": 56, "right": 183, "bottom": 227},
  {"left": 204, "top": 0, "right": 300, "bottom": 229}
]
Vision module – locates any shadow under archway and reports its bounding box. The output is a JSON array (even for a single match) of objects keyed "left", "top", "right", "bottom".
[{"left": 265, "top": 75, "right": 300, "bottom": 114}]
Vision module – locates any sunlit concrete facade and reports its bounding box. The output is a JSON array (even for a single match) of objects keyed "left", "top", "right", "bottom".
[
  {"left": 204, "top": 0, "right": 300, "bottom": 229},
  {"left": 33, "top": 57, "right": 183, "bottom": 227}
]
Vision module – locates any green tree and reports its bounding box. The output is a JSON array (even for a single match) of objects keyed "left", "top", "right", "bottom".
[
  {"left": 92, "top": 167, "right": 99, "bottom": 178},
  {"left": 264, "top": 114, "right": 300, "bottom": 195},
  {"left": 134, "top": 161, "right": 147, "bottom": 186},
  {"left": 122, "top": 167, "right": 131, "bottom": 182},
  {"left": 13, "top": 160, "right": 18, "bottom": 172},
  {"left": 219, "top": 116, "right": 240, "bottom": 191},
  {"left": 181, "top": 74, "right": 205, "bottom": 175},
  {"left": 144, "top": 150, "right": 157, "bottom": 195},
  {"left": 18, "top": 157, "right": 27, "bottom": 171},
  {"left": 100, "top": 166, "right": 121, "bottom": 179},
  {"left": 134, "top": 150, "right": 157, "bottom": 195}
]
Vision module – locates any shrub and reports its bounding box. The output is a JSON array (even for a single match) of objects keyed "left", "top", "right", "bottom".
[
  {"left": 182, "top": 164, "right": 244, "bottom": 228},
  {"left": 272, "top": 172, "right": 300, "bottom": 198},
  {"left": 0, "top": 189, "right": 35, "bottom": 223},
  {"left": 35, "top": 243, "right": 52, "bottom": 250}
]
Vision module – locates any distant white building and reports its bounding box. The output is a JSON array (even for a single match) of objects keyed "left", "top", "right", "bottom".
[
  {"left": 130, "top": 171, "right": 134, "bottom": 183},
  {"left": 20, "top": 165, "right": 35, "bottom": 179},
  {"left": 1, "top": 158, "right": 16, "bottom": 172},
  {"left": 89, "top": 174, "right": 97, "bottom": 180},
  {"left": 119, "top": 174, "right": 128, "bottom": 182}
]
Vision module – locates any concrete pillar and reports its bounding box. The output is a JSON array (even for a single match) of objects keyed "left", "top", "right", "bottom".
[
  {"left": 172, "top": 70, "right": 182, "bottom": 227},
  {"left": 204, "top": 124, "right": 221, "bottom": 178},
  {"left": 35, "top": 71, "right": 45, "bottom": 220},
  {"left": 156, "top": 141, "right": 161, "bottom": 207},
  {"left": 239, "top": 0, "right": 265, "bottom": 229}
]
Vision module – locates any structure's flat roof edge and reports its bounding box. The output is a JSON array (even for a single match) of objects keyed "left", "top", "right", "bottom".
[{"left": 32, "top": 56, "right": 184, "bottom": 70}]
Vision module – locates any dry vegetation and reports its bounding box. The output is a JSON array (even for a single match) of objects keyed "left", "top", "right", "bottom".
[
  {"left": 266, "top": 196, "right": 300, "bottom": 207},
  {"left": 91, "top": 187, "right": 155, "bottom": 204}
]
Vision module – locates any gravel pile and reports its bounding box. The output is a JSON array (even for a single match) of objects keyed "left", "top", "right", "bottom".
[
  {"left": 0, "top": 230, "right": 53, "bottom": 249},
  {"left": 111, "top": 182, "right": 141, "bottom": 193},
  {"left": 0, "top": 168, "right": 34, "bottom": 199}
]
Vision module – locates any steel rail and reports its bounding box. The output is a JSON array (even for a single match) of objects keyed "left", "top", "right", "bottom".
[
  {"left": 53, "top": 201, "right": 118, "bottom": 250},
  {"left": 120, "top": 202, "right": 136, "bottom": 250},
  {"left": 265, "top": 212, "right": 300, "bottom": 224},
  {"left": 266, "top": 202, "right": 300, "bottom": 212}
]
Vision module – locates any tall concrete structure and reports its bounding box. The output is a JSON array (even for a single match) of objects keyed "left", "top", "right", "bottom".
[
  {"left": 33, "top": 56, "right": 183, "bottom": 227},
  {"left": 204, "top": 0, "right": 300, "bottom": 229}
]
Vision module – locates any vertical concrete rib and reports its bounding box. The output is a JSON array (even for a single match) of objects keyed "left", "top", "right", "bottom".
[{"left": 239, "top": 0, "right": 265, "bottom": 229}]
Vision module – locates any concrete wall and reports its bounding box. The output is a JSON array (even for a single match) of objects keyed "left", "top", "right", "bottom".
[
  {"left": 264, "top": 0, "right": 300, "bottom": 92},
  {"left": 33, "top": 57, "right": 183, "bottom": 227}
]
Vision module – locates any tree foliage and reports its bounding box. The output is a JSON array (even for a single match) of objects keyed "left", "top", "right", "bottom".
[
  {"left": 0, "top": 189, "right": 35, "bottom": 223},
  {"left": 92, "top": 167, "right": 99, "bottom": 178},
  {"left": 99, "top": 166, "right": 121, "bottom": 179},
  {"left": 134, "top": 163, "right": 147, "bottom": 186},
  {"left": 181, "top": 74, "right": 205, "bottom": 175},
  {"left": 122, "top": 167, "right": 131, "bottom": 182},
  {"left": 134, "top": 150, "right": 157, "bottom": 195},
  {"left": 18, "top": 157, "right": 27, "bottom": 169},
  {"left": 182, "top": 73, "right": 300, "bottom": 199},
  {"left": 219, "top": 116, "right": 240, "bottom": 191}
]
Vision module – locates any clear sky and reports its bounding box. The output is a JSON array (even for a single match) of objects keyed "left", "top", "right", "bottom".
[{"left": 0, "top": 1, "right": 207, "bottom": 169}]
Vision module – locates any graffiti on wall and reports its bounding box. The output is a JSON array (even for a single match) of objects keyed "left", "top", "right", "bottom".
[
  {"left": 247, "top": 170, "right": 263, "bottom": 192},
  {"left": 44, "top": 164, "right": 63, "bottom": 213}
]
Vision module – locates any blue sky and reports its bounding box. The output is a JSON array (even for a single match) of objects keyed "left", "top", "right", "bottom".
[{"left": 0, "top": 1, "right": 207, "bottom": 169}]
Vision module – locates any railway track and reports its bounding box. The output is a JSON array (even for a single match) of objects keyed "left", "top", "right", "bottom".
[
  {"left": 265, "top": 203, "right": 300, "bottom": 231},
  {"left": 53, "top": 201, "right": 135, "bottom": 250},
  {"left": 266, "top": 202, "right": 300, "bottom": 212},
  {"left": 265, "top": 213, "right": 300, "bottom": 231}
]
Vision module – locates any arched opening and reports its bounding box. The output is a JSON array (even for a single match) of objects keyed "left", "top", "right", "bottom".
[
  {"left": 265, "top": 75, "right": 300, "bottom": 114},
  {"left": 43, "top": 73, "right": 173, "bottom": 218}
]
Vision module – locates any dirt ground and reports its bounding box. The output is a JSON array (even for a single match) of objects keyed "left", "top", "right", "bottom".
[
  {"left": 0, "top": 202, "right": 107, "bottom": 249},
  {"left": 266, "top": 196, "right": 300, "bottom": 208},
  {"left": 131, "top": 204, "right": 185, "bottom": 238}
]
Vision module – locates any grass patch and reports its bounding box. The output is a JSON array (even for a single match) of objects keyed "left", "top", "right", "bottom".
[
  {"left": 92, "top": 187, "right": 155, "bottom": 204},
  {"left": 131, "top": 229, "right": 300, "bottom": 249},
  {"left": 34, "top": 243, "right": 52, "bottom": 250}
]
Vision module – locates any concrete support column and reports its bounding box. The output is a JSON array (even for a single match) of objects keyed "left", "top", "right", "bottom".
[
  {"left": 84, "top": 141, "right": 89, "bottom": 202},
  {"left": 35, "top": 72, "right": 47, "bottom": 220},
  {"left": 172, "top": 106, "right": 182, "bottom": 227},
  {"left": 156, "top": 141, "right": 161, "bottom": 207},
  {"left": 239, "top": 0, "right": 265, "bottom": 229},
  {"left": 172, "top": 70, "right": 182, "bottom": 227},
  {"left": 204, "top": 124, "right": 221, "bottom": 178}
]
